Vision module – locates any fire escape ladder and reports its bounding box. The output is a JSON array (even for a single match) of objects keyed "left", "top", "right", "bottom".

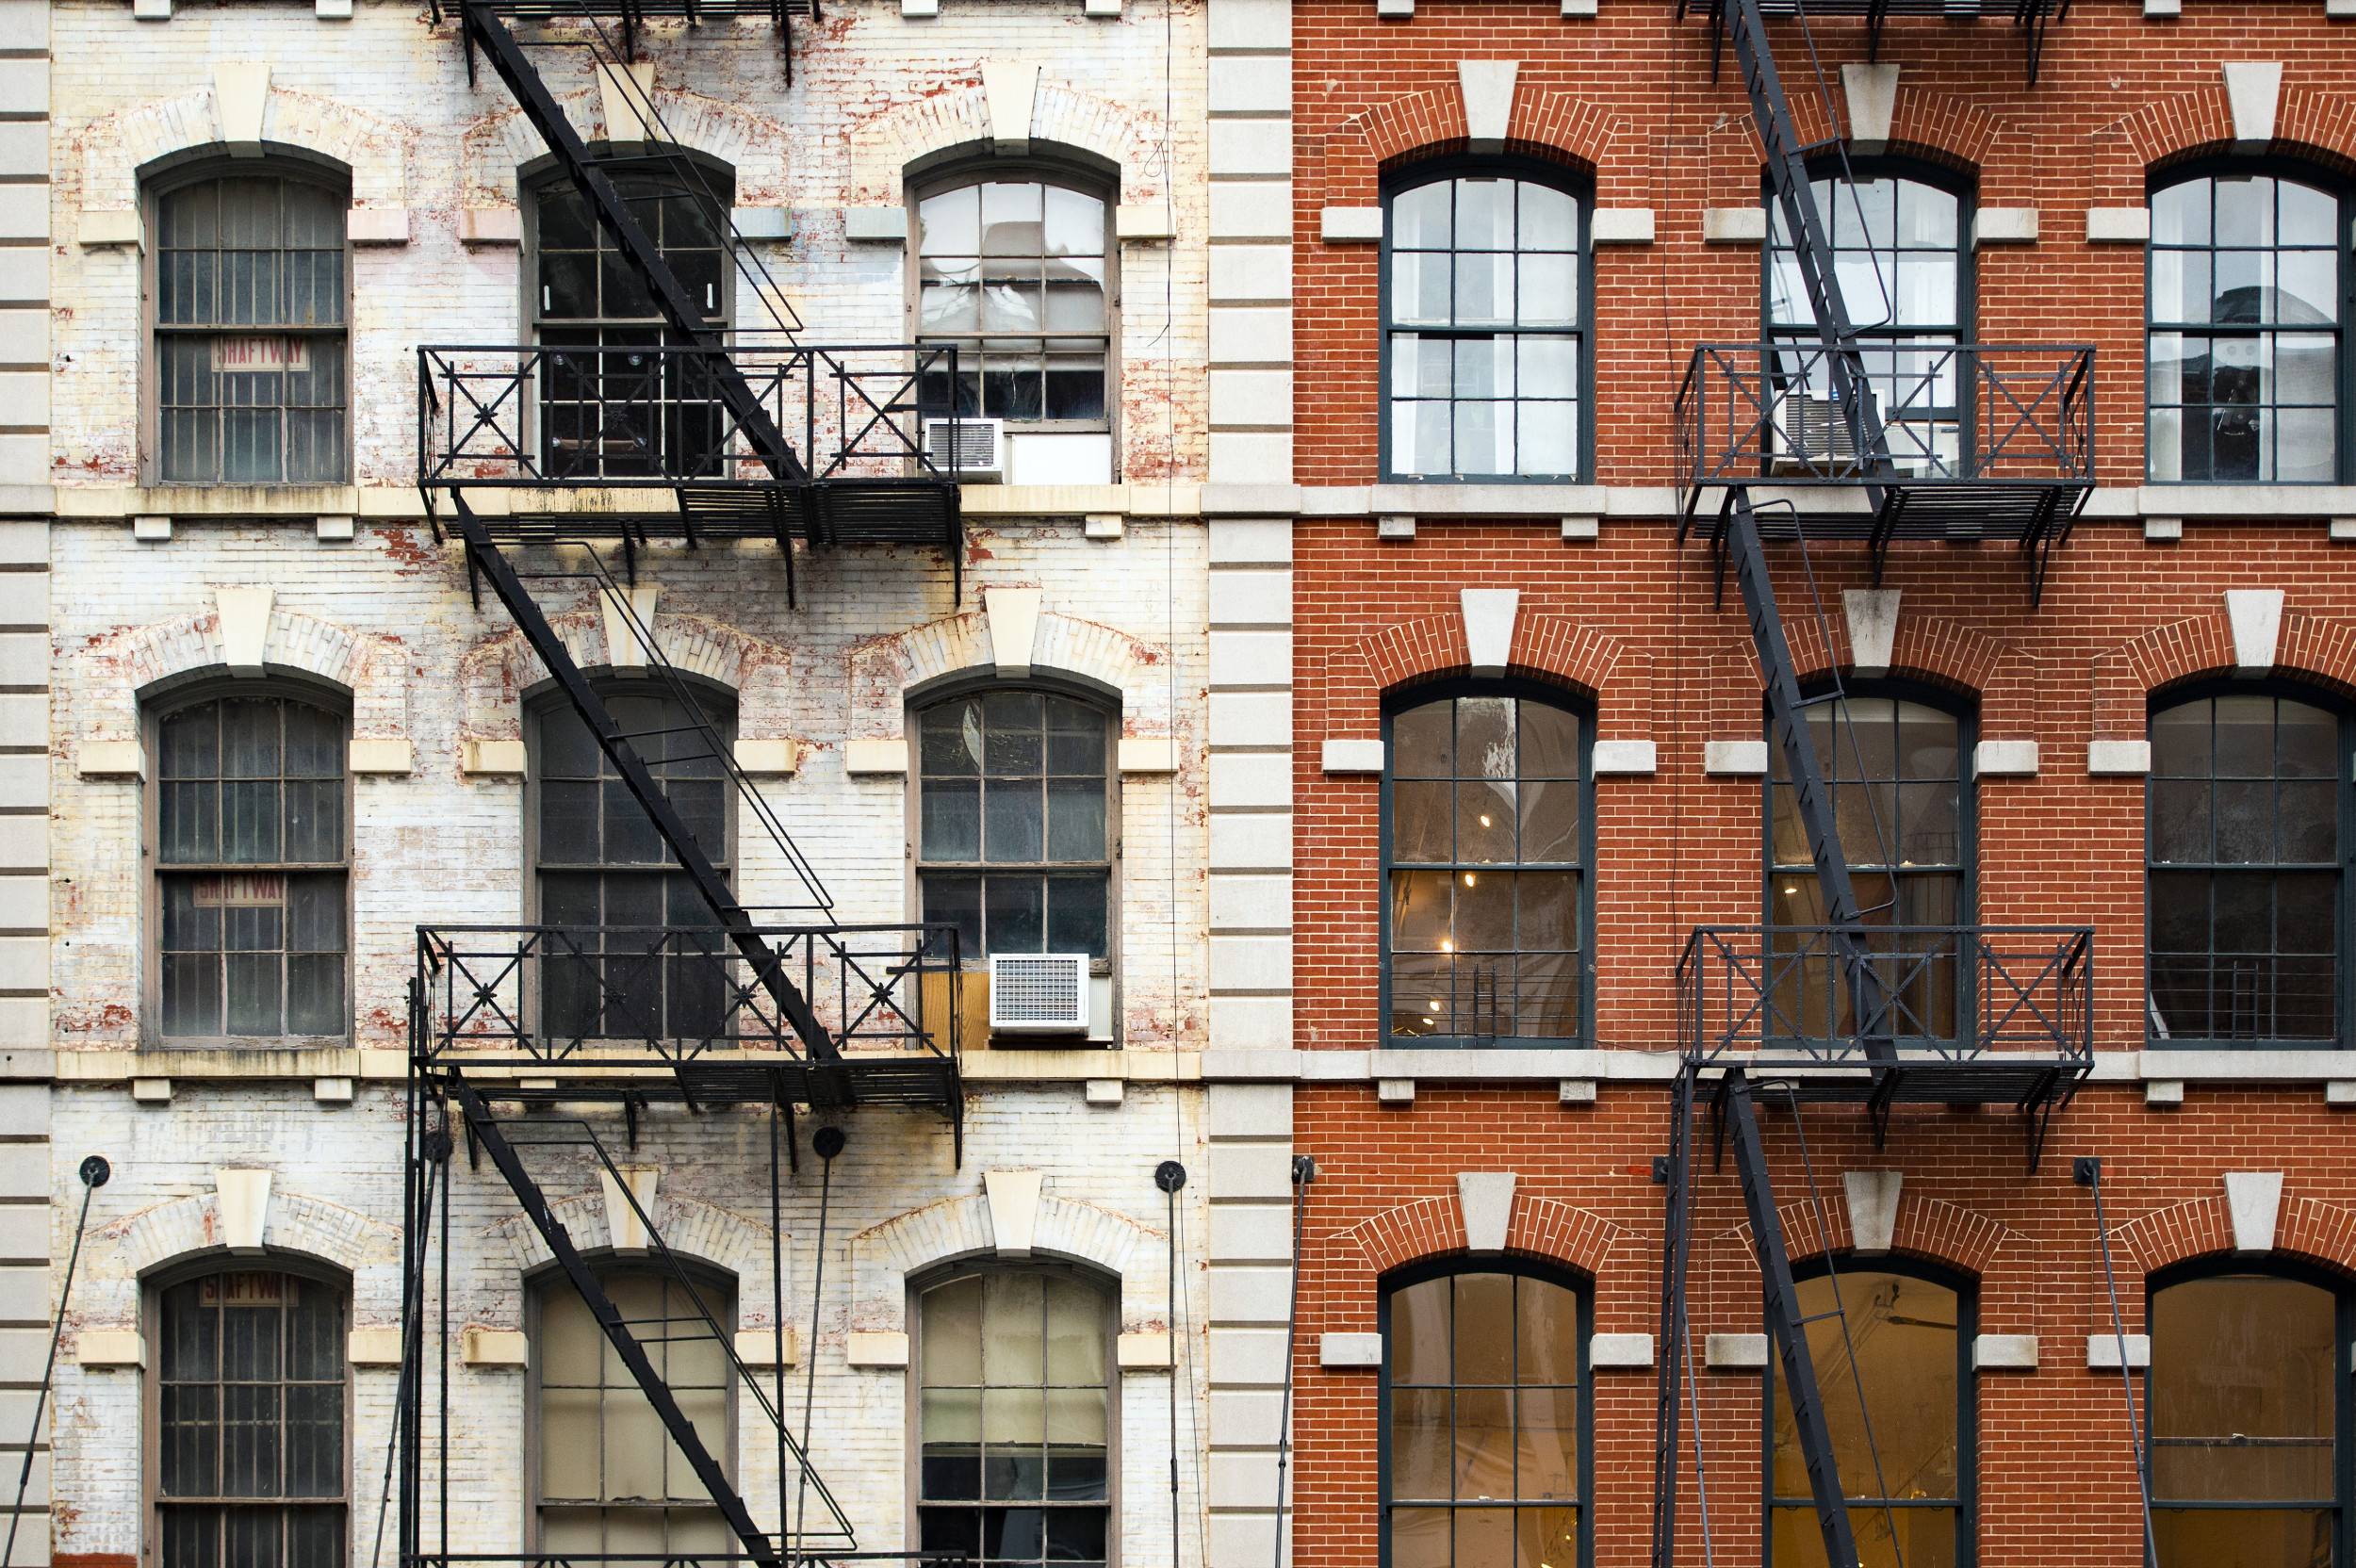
[
  {"left": 1720, "top": 0, "right": 1893, "bottom": 503},
  {"left": 459, "top": 0, "right": 810, "bottom": 488},
  {"left": 440, "top": 1073, "right": 858, "bottom": 1563},
  {"left": 1726, "top": 1070, "right": 1863, "bottom": 1568},
  {"left": 1647, "top": 1068, "right": 1698, "bottom": 1568},
  {"left": 448, "top": 489, "right": 840, "bottom": 1059}
]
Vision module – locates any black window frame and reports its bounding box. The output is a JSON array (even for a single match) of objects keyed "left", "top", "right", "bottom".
[
  {"left": 908, "top": 679, "right": 1121, "bottom": 973},
  {"left": 2144, "top": 1256, "right": 2356, "bottom": 1568},
  {"left": 1378, "top": 154, "right": 1594, "bottom": 484},
  {"left": 143, "top": 156, "right": 353, "bottom": 488},
  {"left": 2144, "top": 156, "right": 2354, "bottom": 487},
  {"left": 144, "top": 680, "right": 354, "bottom": 1048},
  {"left": 1376, "top": 1256, "right": 1594, "bottom": 1568},
  {"left": 1759, "top": 1253, "right": 1978, "bottom": 1568},
  {"left": 908, "top": 155, "right": 1120, "bottom": 437},
  {"left": 2143, "top": 678, "right": 2352, "bottom": 1049},
  {"left": 905, "top": 1255, "right": 1120, "bottom": 1568},
  {"left": 1761, "top": 155, "right": 1976, "bottom": 481},
  {"left": 1379, "top": 678, "right": 1596, "bottom": 1049},
  {"left": 144, "top": 1257, "right": 353, "bottom": 1568}
]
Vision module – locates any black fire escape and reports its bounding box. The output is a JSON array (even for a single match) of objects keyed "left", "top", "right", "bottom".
[
  {"left": 1654, "top": 2, "right": 2094, "bottom": 1565},
  {"left": 402, "top": 8, "right": 964, "bottom": 1568}
]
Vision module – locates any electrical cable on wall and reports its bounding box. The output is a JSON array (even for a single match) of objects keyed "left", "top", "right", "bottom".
[
  {"left": 2078, "top": 1158, "right": 2158, "bottom": 1568},
  {"left": 795, "top": 1126, "right": 846, "bottom": 1559},
  {"left": 1270, "top": 1157, "right": 1316, "bottom": 1568},
  {"left": 8, "top": 1157, "right": 109, "bottom": 1568},
  {"left": 1157, "top": 1160, "right": 1188, "bottom": 1568}
]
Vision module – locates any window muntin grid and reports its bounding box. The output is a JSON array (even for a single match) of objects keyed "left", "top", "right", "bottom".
[
  {"left": 917, "top": 692, "right": 1111, "bottom": 962},
  {"left": 156, "top": 176, "right": 348, "bottom": 484},
  {"left": 532, "top": 690, "right": 734, "bottom": 1043},
  {"left": 2147, "top": 694, "right": 2341, "bottom": 1043},
  {"left": 156, "top": 695, "right": 348, "bottom": 1040},
  {"left": 1765, "top": 1271, "right": 1966, "bottom": 1568},
  {"left": 1767, "top": 175, "right": 1964, "bottom": 476},
  {"left": 531, "top": 170, "right": 733, "bottom": 480},
  {"left": 535, "top": 1271, "right": 734, "bottom": 1557},
  {"left": 1386, "top": 694, "right": 1584, "bottom": 1043},
  {"left": 2148, "top": 173, "right": 2343, "bottom": 484},
  {"left": 1384, "top": 174, "right": 1583, "bottom": 480},
  {"left": 157, "top": 1270, "right": 346, "bottom": 1568},
  {"left": 917, "top": 180, "right": 1110, "bottom": 424},
  {"left": 1384, "top": 1271, "right": 1581, "bottom": 1568},
  {"left": 917, "top": 1271, "right": 1112, "bottom": 1568},
  {"left": 2149, "top": 1273, "right": 2343, "bottom": 1566},
  {"left": 1765, "top": 696, "right": 1965, "bottom": 1041}
]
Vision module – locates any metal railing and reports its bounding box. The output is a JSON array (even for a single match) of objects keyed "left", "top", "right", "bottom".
[
  {"left": 414, "top": 923, "right": 961, "bottom": 1065},
  {"left": 1674, "top": 341, "right": 2094, "bottom": 500},
  {"left": 418, "top": 341, "right": 960, "bottom": 488},
  {"left": 1678, "top": 924, "right": 2093, "bottom": 1066}
]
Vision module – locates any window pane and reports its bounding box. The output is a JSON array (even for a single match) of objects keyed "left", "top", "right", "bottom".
[
  {"left": 2153, "top": 1509, "right": 2331, "bottom": 1568},
  {"left": 2152, "top": 1275, "right": 2335, "bottom": 1503},
  {"left": 1770, "top": 1273, "right": 1958, "bottom": 1504}
]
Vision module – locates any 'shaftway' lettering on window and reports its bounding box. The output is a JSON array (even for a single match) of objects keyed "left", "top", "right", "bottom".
[
  {"left": 198, "top": 1272, "right": 287, "bottom": 1306},
  {"left": 193, "top": 873, "right": 286, "bottom": 907},
  {"left": 213, "top": 336, "right": 312, "bottom": 373}
]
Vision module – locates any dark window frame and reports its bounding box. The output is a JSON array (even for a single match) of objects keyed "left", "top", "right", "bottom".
[
  {"left": 1378, "top": 153, "right": 1594, "bottom": 484},
  {"left": 142, "top": 1257, "right": 353, "bottom": 1568},
  {"left": 2144, "top": 156, "right": 2354, "bottom": 486},
  {"left": 1761, "top": 155, "right": 1977, "bottom": 480},
  {"left": 522, "top": 676, "right": 740, "bottom": 1044},
  {"left": 1379, "top": 678, "right": 1596, "bottom": 1049},
  {"left": 2144, "top": 1256, "right": 2356, "bottom": 1567},
  {"left": 142, "top": 679, "right": 354, "bottom": 1049},
  {"left": 904, "top": 1255, "right": 1121, "bottom": 1568},
  {"left": 2143, "top": 678, "right": 2352, "bottom": 1049},
  {"left": 522, "top": 1259, "right": 741, "bottom": 1557},
  {"left": 1375, "top": 1256, "right": 1595, "bottom": 1568},
  {"left": 140, "top": 155, "right": 354, "bottom": 488},
  {"left": 907, "top": 678, "right": 1121, "bottom": 979},
  {"left": 1759, "top": 1252, "right": 1979, "bottom": 1568},
  {"left": 908, "top": 155, "right": 1121, "bottom": 438}
]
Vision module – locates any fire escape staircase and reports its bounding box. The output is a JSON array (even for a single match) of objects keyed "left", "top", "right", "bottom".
[
  {"left": 404, "top": 10, "right": 966, "bottom": 1567},
  {"left": 1650, "top": 4, "right": 2095, "bottom": 1564}
]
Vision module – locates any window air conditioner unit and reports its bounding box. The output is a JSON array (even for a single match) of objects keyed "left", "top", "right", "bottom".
[
  {"left": 924, "top": 417, "right": 1005, "bottom": 482},
  {"left": 1772, "top": 393, "right": 1858, "bottom": 471},
  {"left": 989, "top": 953, "right": 1090, "bottom": 1035}
]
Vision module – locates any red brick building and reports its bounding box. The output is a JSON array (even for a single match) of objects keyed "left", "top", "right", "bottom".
[{"left": 1197, "top": 2, "right": 2356, "bottom": 1566}]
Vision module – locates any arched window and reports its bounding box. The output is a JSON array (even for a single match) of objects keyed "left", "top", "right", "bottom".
[
  {"left": 913, "top": 1265, "right": 1115, "bottom": 1568},
  {"left": 2148, "top": 168, "right": 2345, "bottom": 483},
  {"left": 152, "top": 689, "right": 350, "bottom": 1042},
  {"left": 914, "top": 168, "right": 1114, "bottom": 434},
  {"left": 1763, "top": 1262, "right": 1974, "bottom": 1568},
  {"left": 1767, "top": 166, "right": 1968, "bottom": 476},
  {"left": 1764, "top": 693, "right": 1969, "bottom": 1041},
  {"left": 914, "top": 689, "right": 1114, "bottom": 966},
  {"left": 1383, "top": 1264, "right": 1587, "bottom": 1568},
  {"left": 528, "top": 684, "right": 734, "bottom": 1043},
  {"left": 2147, "top": 689, "right": 2344, "bottom": 1043},
  {"left": 151, "top": 167, "right": 349, "bottom": 484},
  {"left": 1382, "top": 163, "right": 1586, "bottom": 481},
  {"left": 532, "top": 1267, "right": 736, "bottom": 1554},
  {"left": 153, "top": 1266, "right": 348, "bottom": 1568},
  {"left": 2148, "top": 1264, "right": 2350, "bottom": 1565},
  {"left": 1383, "top": 687, "right": 1589, "bottom": 1044},
  {"left": 527, "top": 159, "right": 735, "bottom": 481}
]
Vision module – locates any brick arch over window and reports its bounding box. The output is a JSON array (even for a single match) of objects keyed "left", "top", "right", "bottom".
[
  {"left": 1317, "top": 90, "right": 1628, "bottom": 204},
  {"left": 1734, "top": 1193, "right": 2012, "bottom": 1279},
  {"left": 80, "top": 82, "right": 408, "bottom": 217},
  {"left": 463, "top": 90, "right": 788, "bottom": 208},
  {"left": 107, "top": 1187, "right": 401, "bottom": 1281},
  {"left": 2088, "top": 607, "right": 2356, "bottom": 741},
  {"left": 458, "top": 612, "right": 793, "bottom": 746},
  {"left": 2094, "top": 1190, "right": 2356, "bottom": 1332},
  {"left": 1313, "top": 610, "right": 1647, "bottom": 743},
  {"left": 1704, "top": 90, "right": 1999, "bottom": 211},
  {"left": 843, "top": 605, "right": 1177, "bottom": 744},
  {"left": 845, "top": 1192, "right": 1169, "bottom": 1335},
  {"left": 482, "top": 1191, "right": 786, "bottom": 1332},
  {"left": 74, "top": 604, "right": 410, "bottom": 756},
  {"left": 1690, "top": 1194, "right": 2020, "bottom": 1338},
  {"left": 846, "top": 80, "right": 1178, "bottom": 209},
  {"left": 1347, "top": 1194, "right": 1624, "bottom": 1282},
  {"left": 2086, "top": 80, "right": 2356, "bottom": 205}
]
